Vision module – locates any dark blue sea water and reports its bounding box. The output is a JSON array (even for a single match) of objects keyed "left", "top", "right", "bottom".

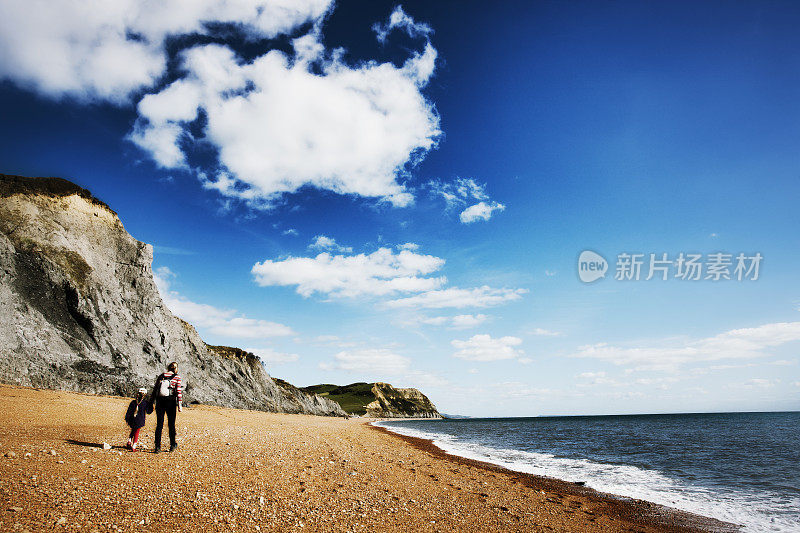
[{"left": 378, "top": 412, "right": 800, "bottom": 532}]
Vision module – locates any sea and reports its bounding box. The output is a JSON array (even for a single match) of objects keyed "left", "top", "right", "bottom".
[{"left": 376, "top": 412, "right": 800, "bottom": 532}]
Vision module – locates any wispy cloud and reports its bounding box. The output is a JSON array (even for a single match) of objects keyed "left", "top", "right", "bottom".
[
  {"left": 742, "top": 378, "right": 779, "bottom": 389},
  {"left": 529, "top": 327, "right": 562, "bottom": 337},
  {"left": 309, "top": 235, "right": 353, "bottom": 253},
  {"left": 372, "top": 5, "right": 432, "bottom": 43},
  {"left": 244, "top": 347, "right": 299, "bottom": 365},
  {"left": 404, "top": 313, "right": 489, "bottom": 329},
  {"left": 318, "top": 347, "right": 449, "bottom": 390},
  {"left": 154, "top": 266, "right": 293, "bottom": 339},
  {"left": 387, "top": 286, "right": 527, "bottom": 309},
  {"left": 427, "top": 177, "right": 506, "bottom": 223},
  {"left": 568, "top": 322, "right": 800, "bottom": 372},
  {"left": 451, "top": 334, "right": 524, "bottom": 362},
  {"left": 152, "top": 245, "right": 196, "bottom": 256},
  {"left": 320, "top": 348, "right": 410, "bottom": 375}
]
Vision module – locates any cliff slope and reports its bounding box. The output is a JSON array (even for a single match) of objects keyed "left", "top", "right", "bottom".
[
  {"left": 0, "top": 174, "right": 345, "bottom": 416},
  {"left": 303, "top": 382, "right": 441, "bottom": 418}
]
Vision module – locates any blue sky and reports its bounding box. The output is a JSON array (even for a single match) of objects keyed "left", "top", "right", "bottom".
[{"left": 1, "top": 1, "right": 799, "bottom": 416}]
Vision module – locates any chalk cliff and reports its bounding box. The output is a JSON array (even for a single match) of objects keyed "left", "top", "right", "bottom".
[{"left": 0, "top": 174, "right": 345, "bottom": 416}]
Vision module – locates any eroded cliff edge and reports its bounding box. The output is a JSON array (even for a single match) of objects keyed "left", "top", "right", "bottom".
[
  {"left": 0, "top": 174, "right": 345, "bottom": 416},
  {"left": 303, "top": 382, "right": 441, "bottom": 418}
]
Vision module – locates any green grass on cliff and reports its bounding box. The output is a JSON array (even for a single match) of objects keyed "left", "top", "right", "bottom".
[{"left": 301, "top": 382, "right": 375, "bottom": 415}]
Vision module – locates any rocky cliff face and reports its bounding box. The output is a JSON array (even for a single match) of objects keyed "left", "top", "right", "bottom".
[
  {"left": 0, "top": 174, "right": 345, "bottom": 416},
  {"left": 301, "top": 382, "right": 441, "bottom": 418},
  {"left": 365, "top": 382, "right": 441, "bottom": 418}
]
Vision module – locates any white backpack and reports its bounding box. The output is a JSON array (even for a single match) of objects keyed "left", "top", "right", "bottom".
[{"left": 158, "top": 374, "right": 174, "bottom": 397}]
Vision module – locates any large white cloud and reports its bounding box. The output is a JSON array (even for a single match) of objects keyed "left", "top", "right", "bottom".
[
  {"left": 154, "top": 266, "right": 293, "bottom": 339},
  {"left": 451, "top": 334, "right": 524, "bottom": 362},
  {"left": 130, "top": 15, "right": 440, "bottom": 207},
  {"left": 0, "top": 1, "right": 441, "bottom": 206},
  {"left": 0, "top": 0, "right": 332, "bottom": 102},
  {"left": 252, "top": 247, "right": 447, "bottom": 298}
]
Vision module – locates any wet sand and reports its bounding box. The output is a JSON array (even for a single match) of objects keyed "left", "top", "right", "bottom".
[{"left": 0, "top": 385, "right": 736, "bottom": 532}]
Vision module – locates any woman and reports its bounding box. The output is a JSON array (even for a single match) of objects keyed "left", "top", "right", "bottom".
[{"left": 151, "top": 361, "right": 183, "bottom": 453}]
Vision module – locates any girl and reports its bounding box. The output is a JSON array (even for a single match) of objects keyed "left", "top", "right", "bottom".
[{"left": 125, "top": 387, "right": 153, "bottom": 451}]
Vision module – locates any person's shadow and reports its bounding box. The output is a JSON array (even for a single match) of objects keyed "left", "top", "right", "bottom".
[{"left": 64, "top": 439, "right": 154, "bottom": 452}]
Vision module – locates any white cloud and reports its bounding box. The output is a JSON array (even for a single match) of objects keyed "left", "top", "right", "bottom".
[
  {"left": 245, "top": 347, "right": 299, "bottom": 365},
  {"left": 459, "top": 201, "right": 506, "bottom": 224},
  {"left": 577, "top": 371, "right": 607, "bottom": 379},
  {"left": 313, "top": 335, "right": 340, "bottom": 343},
  {"left": 743, "top": 378, "right": 778, "bottom": 389},
  {"left": 320, "top": 348, "right": 410, "bottom": 375},
  {"left": 154, "top": 266, "right": 293, "bottom": 339},
  {"left": 576, "top": 371, "right": 622, "bottom": 386},
  {"left": 252, "top": 247, "right": 446, "bottom": 298},
  {"left": 427, "top": 178, "right": 505, "bottom": 224},
  {"left": 398, "top": 242, "right": 420, "bottom": 251},
  {"left": 545, "top": 270, "right": 557, "bottom": 277},
  {"left": 634, "top": 376, "right": 679, "bottom": 387},
  {"left": 1, "top": 2, "right": 441, "bottom": 207},
  {"left": 387, "top": 286, "right": 527, "bottom": 309},
  {"left": 428, "top": 177, "right": 488, "bottom": 207},
  {"left": 409, "top": 313, "right": 488, "bottom": 329},
  {"left": 451, "top": 314, "right": 489, "bottom": 329},
  {"left": 309, "top": 235, "right": 352, "bottom": 253},
  {"left": 451, "top": 334, "right": 524, "bottom": 362},
  {"left": 0, "top": 0, "right": 332, "bottom": 102},
  {"left": 569, "top": 322, "right": 800, "bottom": 371},
  {"left": 318, "top": 349, "right": 448, "bottom": 392},
  {"left": 529, "top": 328, "right": 562, "bottom": 337},
  {"left": 282, "top": 228, "right": 299, "bottom": 237},
  {"left": 372, "top": 6, "right": 432, "bottom": 43},
  {"left": 419, "top": 316, "right": 449, "bottom": 326},
  {"left": 130, "top": 10, "right": 440, "bottom": 207}
]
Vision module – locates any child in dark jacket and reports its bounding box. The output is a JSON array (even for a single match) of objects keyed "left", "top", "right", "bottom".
[{"left": 125, "top": 387, "right": 153, "bottom": 451}]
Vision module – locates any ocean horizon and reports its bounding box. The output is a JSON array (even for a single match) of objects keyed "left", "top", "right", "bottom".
[{"left": 378, "top": 411, "right": 800, "bottom": 532}]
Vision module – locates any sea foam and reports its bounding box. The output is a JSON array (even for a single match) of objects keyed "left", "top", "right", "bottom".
[{"left": 375, "top": 420, "right": 799, "bottom": 532}]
